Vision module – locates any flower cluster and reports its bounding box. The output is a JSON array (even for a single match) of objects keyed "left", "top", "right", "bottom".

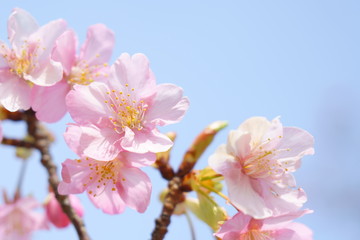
[
  {"left": 0, "top": 8, "right": 316, "bottom": 240},
  {"left": 209, "top": 117, "right": 314, "bottom": 239},
  {"left": 0, "top": 8, "right": 189, "bottom": 215}
]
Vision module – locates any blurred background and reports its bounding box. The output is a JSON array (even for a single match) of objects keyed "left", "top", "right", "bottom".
[{"left": 0, "top": 1, "right": 359, "bottom": 239}]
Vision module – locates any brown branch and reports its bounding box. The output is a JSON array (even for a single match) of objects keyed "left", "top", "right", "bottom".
[
  {"left": 151, "top": 121, "right": 228, "bottom": 240},
  {"left": 23, "top": 110, "right": 90, "bottom": 240},
  {"left": 1, "top": 137, "right": 36, "bottom": 148}
]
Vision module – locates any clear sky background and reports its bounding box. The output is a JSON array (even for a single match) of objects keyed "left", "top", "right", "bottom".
[{"left": 0, "top": 1, "right": 359, "bottom": 239}]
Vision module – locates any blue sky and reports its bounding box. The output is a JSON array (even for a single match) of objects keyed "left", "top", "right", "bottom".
[{"left": 1, "top": 1, "right": 360, "bottom": 239}]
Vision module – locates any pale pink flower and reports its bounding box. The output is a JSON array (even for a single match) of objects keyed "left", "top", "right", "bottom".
[
  {"left": 58, "top": 151, "right": 155, "bottom": 214},
  {"left": 0, "top": 196, "right": 48, "bottom": 240},
  {"left": 31, "top": 24, "right": 115, "bottom": 123},
  {"left": 0, "top": 8, "right": 66, "bottom": 112},
  {"left": 64, "top": 53, "right": 189, "bottom": 160},
  {"left": 215, "top": 210, "right": 313, "bottom": 240},
  {"left": 209, "top": 117, "right": 314, "bottom": 219},
  {"left": 44, "top": 192, "right": 84, "bottom": 228}
]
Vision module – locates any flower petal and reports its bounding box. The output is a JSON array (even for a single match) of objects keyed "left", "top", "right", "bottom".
[
  {"left": 58, "top": 159, "right": 90, "bottom": 194},
  {"left": 31, "top": 80, "right": 70, "bottom": 123},
  {"left": 273, "top": 222, "right": 313, "bottom": 240},
  {"left": 66, "top": 82, "right": 110, "bottom": 124},
  {"left": 209, "top": 144, "right": 238, "bottom": 175},
  {"left": 145, "top": 84, "right": 190, "bottom": 126},
  {"left": 29, "top": 19, "right": 67, "bottom": 61},
  {"left": 52, "top": 30, "right": 77, "bottom": 75},
  {"left": 226, "top": 168, "right": 272, "bottom": 219},
  {"left": 121, "top": 127, "right": 173, "bottom": 153},
  {"left": 79, "top": 24, "right": 115, "bottom": 66},
  {"left": 111, "top": 53, "right": 156, "bottom": 97},
  {"left": 215, "top": 212, "right": 251, "bottom": 239},
  {"left": 79, "top": 124, "right": 121, "bottom": 161},
  {"left": 120, "top": 151, "right": 156, "bottom": 167},
  {"left": 117, "top": 167, "right": 151, "bottom": 213},
  {"left": 0, "top": 74, "right": 31, "bottom": 111},
  {"left": 7, "top": 8, "right": 38, "bottom": 49},
  {"left": 88, "top": 187, "right": 126, "bottom": 214}
]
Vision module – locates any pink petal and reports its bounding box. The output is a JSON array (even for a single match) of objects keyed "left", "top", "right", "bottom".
[
  {"left": 66, "top": 82, "right": 109, "bottom": 124},
  {"left": 215, "top": 212, "right": 251, "bottom": 238},
  {"left": 26, "top": 59, "right": 63, "bottom": 86},
  {"left": 209, "top": 144, "right": 238, "bottom": 175},
  {"left": 238, "top": 117, "right": 273, "bottom": 148},
  {"left": 31, "top": 80, "right": 70, "bottom": 123},
  {"left": 28, "top": 19, "right": 67, "bottom": 61},
  {"left": 0, "top": 75, "right": 31, "bottom": 111},
  {"left": 117, "top": 167, "right": 151, "bottom": 213},
  {"left": 276, "top": 127, "right": 315, "bottom": 160},
  {"left": 121, "top": 127, "right": 173, "bottom": 153},
  {"left": 79, "top": 24, "right": 115, "bottom": 66},
  {"left": 120, "top": 151, "right": 156, "bottom": 167},
  {"left": 63, "top": 124, "right": 83, "bottom": 156},
  {"left": 58, "top": 159, "right": 90, "bottom": 194},
  {"left": 88, "top": 187, "right": 126, "bottom": 214},
  {"left": 226, "top": 130, "right": 251, "bottom": 160},
  {"left": 259, "top": 180, "right": 307, "bottom": 216},
  {"left": 52, "top": 30, "right": 77, "bottom": 75},
  {"left": 7, "top": 8, "right": 38, "bottom": 50},
  {"left": 274, "top": 223, "right": 313, "bottom": 240},
  {"left": 145, "top": 84, "right": 190, "bottom": 126},
  {"left": 77, "top": 124, "right": 121, "bottom": 161},
  {"left": 111, "top": 53, "right": 156, "bottom": 97},
  {"left": 225, "top": 168, "right": 272, "bottom": 219},
  {"left": 262, "top": 209, "right": 313, "bottom": 226}
]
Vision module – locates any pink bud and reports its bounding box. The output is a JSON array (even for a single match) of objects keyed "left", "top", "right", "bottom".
[{"left": 45, "top": 192, "right": 84, "bottom": 228}]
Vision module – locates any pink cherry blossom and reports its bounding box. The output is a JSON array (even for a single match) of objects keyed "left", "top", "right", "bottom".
[
  {"left": 215, "top": 210, "right": 313, "bottom": 240},
  {"left": 44, "top": 192, "right": 84, "bottom": 228},
  {"left": 0, "top": 196, "right": 48, "bottom": 240},
  {"left": 31, "top": 24, "right": 115, "bottom": 123},
  {"left": 58, "top": 151, "right": 155, "bottom": 214},
  {"left": 0, "top": 8, "right": 66, "bottom": 112},
  {"left": 209, "top": 117, "right": 314, "bottom": 219},
  {"left": 64, "top": 53, "right": 189, "bottom": 159}
]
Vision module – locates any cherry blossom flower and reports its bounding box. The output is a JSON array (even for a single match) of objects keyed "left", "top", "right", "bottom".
[
  {"left": 215, "top": 210, "right": 313, "bottom": 240},
  {"left": 58, "top": 151, "right": 155, "bottom": 214},
  {"left": 209, "top": 117, "right": 314, "bottom": 219},
  {"left": 0, "top": 8, "right": 66, "bottom": 112},
  {"left": 31, "top": 24, "right": 115, "bottom": 123},
  {"left": 64, "top": 53, "right": 189, "bottom": 160},
  {"left": 0, "top": 196, "right": 48, "bottom": 240},
  {"left": 44, "top": 192, "right": 84, "bottom": 228}
]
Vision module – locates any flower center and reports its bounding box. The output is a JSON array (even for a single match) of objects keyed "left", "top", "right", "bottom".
[
  {"left": 79, "top": 158, "right": 124, "bottom": 198},
  {"left": 242, "top": 150, "right": 281, "bottom": 178},
  {"left": 240, "top": 230, "right": 273, "bottom": 240},
  {"left": 5, "top": 208, "right": 30, "bottom": 235},
  {"left": 241, "top": 136, "right": 292, "bottom": 179},
  {"left": 2, "top": 42, "right": 41, "bottom": 79},
  {"left": 104, "top": 85, "right": 147, "bottom": 132},
  {"left": 67, "top": 60, "right": 109, "bottom": 86}
]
